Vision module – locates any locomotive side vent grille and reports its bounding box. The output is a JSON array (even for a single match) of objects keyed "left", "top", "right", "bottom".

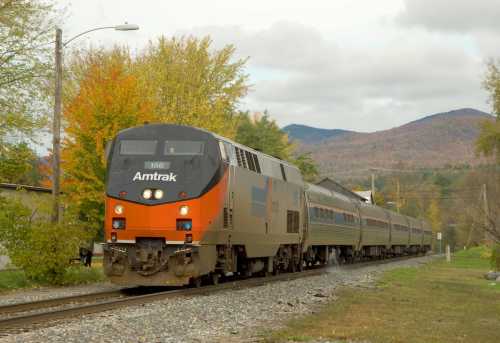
[
  {"left": 253, "top": 154, "right": 261, "bottom": 173},
  {"left": 235, "top": 147, "right": 243, "bottom": 167},
  {"left": 223, "top": 207, "right": 229, "bottom": 228},
  {"left": 223, "top": 207, "right": 233, "bottom": 228},
  {"left": 245, "top": 150, "right": 255, "bottom": 171},
  {"left": 235, "top": 147, "right": 261, "bottom": 174}
]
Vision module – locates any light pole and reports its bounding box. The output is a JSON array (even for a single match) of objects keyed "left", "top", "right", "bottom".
[{"left": 51, "top": 23, "right": 139, "bottom": 223}]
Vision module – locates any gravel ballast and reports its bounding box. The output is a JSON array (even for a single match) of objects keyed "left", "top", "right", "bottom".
[{"left": 0, "top": 255, "right": 437, "bottom": 343}]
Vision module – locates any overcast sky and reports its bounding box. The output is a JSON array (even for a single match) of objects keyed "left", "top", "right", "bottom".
[{"left": 56, "top": 0, "right": 499, "bottom": 132}]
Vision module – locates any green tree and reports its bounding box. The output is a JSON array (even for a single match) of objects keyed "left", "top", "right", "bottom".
[
  {"left": 235, "top": 112, "right": 294, "bottom": 159},
  {"left": 0, "top": 0, "right": 55, "bottom": 145},
  {"left": 477, "top": 59, "right": 500, "bottom": 162},
  {"left": 0, "top": 142, "right": 36, "bottom": 183},
  {"left": 0, "top": 195, "right": 90, "bottom": 284},
  {"left": 293, "top": 152, "right": 319, "bottom": 182},
  {"left": 0, "top": 1, "right": 56, "bottom": 186},
  {"left": 235, "top": 112, "right": 319, "bottom": 181}
]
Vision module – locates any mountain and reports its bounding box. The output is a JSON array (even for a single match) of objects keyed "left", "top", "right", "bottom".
[
  {"left": 283, "top": 124, "right": 354, "bottom": 143},
  {"left": 289, "top": 108, "right": 495, "bottom": 180}
]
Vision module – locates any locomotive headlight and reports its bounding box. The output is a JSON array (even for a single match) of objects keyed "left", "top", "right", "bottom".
[
  {"left": 179, "top": 205, "right": 189, "bottom": 216},
  {"left": 114, "top": 204, "right": 124, "bottom": 215},
  {"left": 154, "top": 189, "right": 164, "bottom": 199},
  {"left": 142, "top": 189, "right": 153, "bottom": 200}
]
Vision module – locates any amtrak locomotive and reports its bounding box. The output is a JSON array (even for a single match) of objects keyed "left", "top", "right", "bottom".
[{"left": 103, "top": 124, "right": 432, "bottom": 286}]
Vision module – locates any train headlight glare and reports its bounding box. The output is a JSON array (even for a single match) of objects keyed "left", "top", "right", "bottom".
[
  {"left": 179, "top": 205, "right": 189, "bottom": 216},
  {"left": 154, "top": 189, "right": 164, "bottom": 199},
  {"left": 114, "top": 204, "right": 124, "bottom": 215},
  {"left": 142, "top": 189, "right": 153, "bottom": 199}
]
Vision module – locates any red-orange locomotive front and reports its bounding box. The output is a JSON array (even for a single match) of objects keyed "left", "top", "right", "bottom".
[{"left": 103, "top": 124, "right": 227, "bottom": 286}]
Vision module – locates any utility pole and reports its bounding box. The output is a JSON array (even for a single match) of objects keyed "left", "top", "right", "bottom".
[
  {"left": 51, "top": 28, "right": 62, "bottom": 223},
  {"left": 49, "top": 24, "right": 139, "bottom": 223},
  {"left": 371, "top": 172, "right": 375, "bottom": 204},
  {"left": 483, "top": 183, "right": 489, "bottom": 240},
  {"left": 396, "top": 178, "right": 400, "bottom": 214}
]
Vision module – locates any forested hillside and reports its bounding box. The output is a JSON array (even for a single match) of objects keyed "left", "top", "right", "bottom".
[{"left": 285, "top": 108, "right": 495, "bottom": 179}]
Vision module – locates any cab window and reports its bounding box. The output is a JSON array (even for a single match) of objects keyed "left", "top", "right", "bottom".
[
  {"left": 164, "top": 141, "right": 205, "bottom": 156},
  {"left": 120, "top": 140, "right": 157, "bottom": 155}
]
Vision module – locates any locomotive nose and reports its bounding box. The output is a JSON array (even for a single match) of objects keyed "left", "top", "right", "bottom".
[{"left": 105, "top": 197, "right": 201, "bottom": 244}]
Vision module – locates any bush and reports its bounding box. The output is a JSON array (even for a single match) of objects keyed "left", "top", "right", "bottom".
[
  {"left": 0, "top": 195, "right": 93, "bottom": 284},
  {"left": 491, "top": 244, "right": 500, "bottom": 272},
  {"left": 60, "top": 265, "right": 104, "bottom": 286}
]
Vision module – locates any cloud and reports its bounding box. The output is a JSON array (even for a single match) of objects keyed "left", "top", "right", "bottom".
[
  {"left": 59, "top": 0, "right": 494, "bottom": 132},
  {"left": 187, "top": 22, "right": 487, "bottom": 131},
  {"left": 397, "top": 0, "right": 500, "bottom": 33},
  {"left": 179, "top": 22, "right": 339, "bottom": 73}
]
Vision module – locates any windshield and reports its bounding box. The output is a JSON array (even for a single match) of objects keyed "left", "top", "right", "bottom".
[
  {"left": 164, "top": 141, "right": 205, "bottom": 156},
  {"left": 120, "top": 140, "right": 157, "bottom": 155}
]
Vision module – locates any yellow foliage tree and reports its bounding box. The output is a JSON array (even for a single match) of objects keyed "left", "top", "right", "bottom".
[
  {"left": 135, "top": 36, "right": 249, "bottom": 138},
  {"left": 426, "top": 198, "right": 442, "bottom": 233},
  {"left": 62, "top": 48, "right": 156, "bottom": 233}
]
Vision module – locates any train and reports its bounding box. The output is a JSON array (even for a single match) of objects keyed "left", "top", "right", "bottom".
[{"left": 103, "top": 124, "right": 432, "bottom": 286}]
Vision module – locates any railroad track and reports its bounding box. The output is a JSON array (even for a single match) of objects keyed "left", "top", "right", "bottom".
[
  {"left": 0, "top": 254, "right": 431, "bottom": 336},
  {"left": 0, "top": 289, "right": 125, "bottom": 317},
  {"left": 0, "top": 268, "right": 325, "bottom": 335}
]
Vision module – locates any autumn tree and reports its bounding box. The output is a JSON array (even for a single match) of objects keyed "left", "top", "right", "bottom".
[
  {"left": 62, "top": 48, "right": 156, "bottom": 233},
  {"left": 135, "top": 36, "right": 249, "bottom": 138},
  {"left": 426, "top": 199, "right": 442, "bottom": 234},
  {"left": 62, "top": 38, "right": 250, "bottom": 233}
]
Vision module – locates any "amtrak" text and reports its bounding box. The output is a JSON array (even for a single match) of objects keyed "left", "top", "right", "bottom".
[{"left": 132, "top": 172, "right": 177, "bottom": 182}]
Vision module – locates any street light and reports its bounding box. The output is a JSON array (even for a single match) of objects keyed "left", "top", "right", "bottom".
[{"left": 51, "top": 23, "right": 139, "bottom": 223}]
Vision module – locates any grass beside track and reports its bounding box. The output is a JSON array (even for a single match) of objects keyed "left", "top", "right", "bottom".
[
  {"left": 0, "top": 265, "right": 105, "bottom": 291},
  {"left": 266, "top": 248, "right": 500, "bottom": 343}
]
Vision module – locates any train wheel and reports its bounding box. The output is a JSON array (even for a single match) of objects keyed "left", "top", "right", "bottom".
[
  {"left": 191, "top": 277, "right": 202, "bottom": 288},
  {"left": 211, "top": 273, "right": 219, "bottom": 285}
]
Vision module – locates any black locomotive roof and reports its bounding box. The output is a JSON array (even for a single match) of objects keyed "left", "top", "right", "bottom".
[
  {"left": 116, "top": 123, "right": 216, "bottom": 141},
  {"left": 107, "top": 124, "right": 223, "bottom": 205},
  {"left": 116, "top": 123, "right": 300, "bottom": 171}
]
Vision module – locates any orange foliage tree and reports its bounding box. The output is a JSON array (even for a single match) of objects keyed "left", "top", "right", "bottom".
[
  {"left": 62, "top": 49, "right": 156, "bottom": 234},
  {"left": 62, "top": 38, "right": 249, "bottom": 235}
]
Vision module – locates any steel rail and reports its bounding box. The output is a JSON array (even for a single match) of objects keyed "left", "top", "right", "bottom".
[{"left": 0, "top": 289, "right": 126, "bottom": 316}]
